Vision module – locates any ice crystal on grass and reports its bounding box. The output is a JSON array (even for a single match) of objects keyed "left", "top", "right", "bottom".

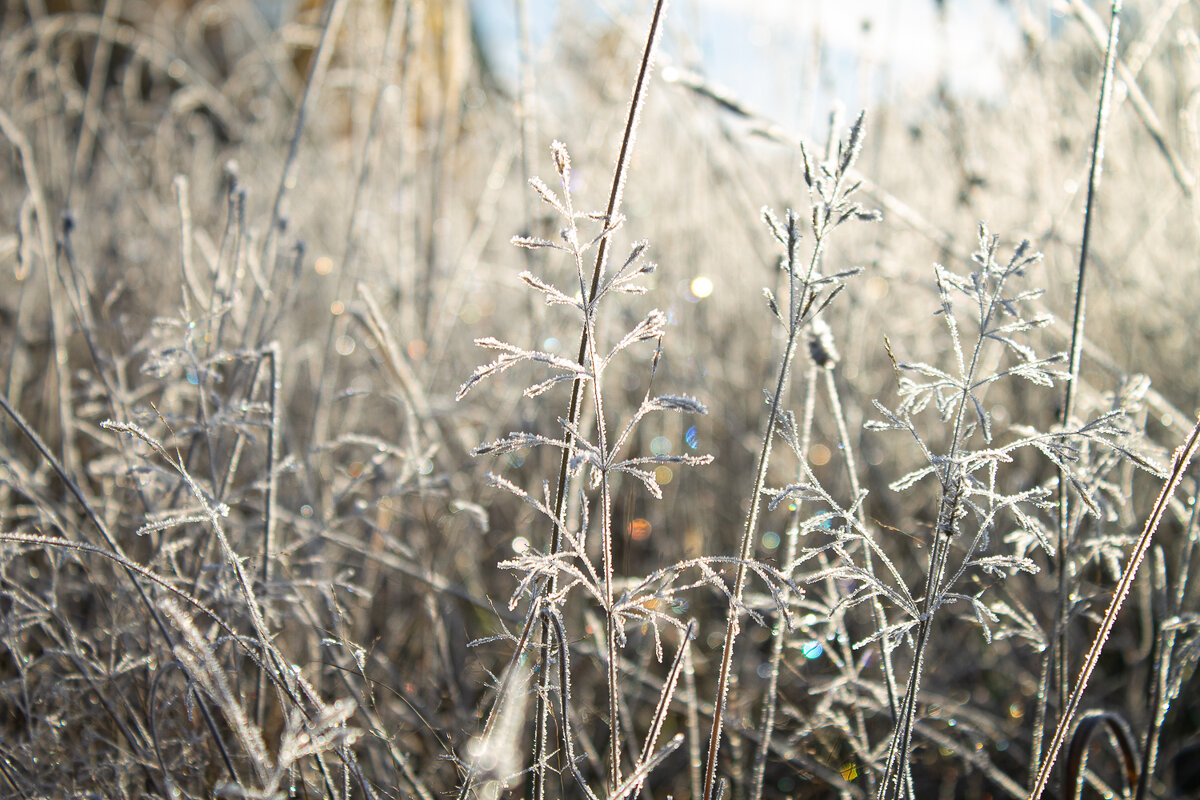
[
  {"left": 859, "top": 224, "right": 1164, "bottom": 799},
  {"left": 457, "top": 142, "right": 738, "bottom": 798}
]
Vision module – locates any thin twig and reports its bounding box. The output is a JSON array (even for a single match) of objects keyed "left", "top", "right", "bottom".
[{"left": 749, "top": 363, "right": 817, "bottom": 800}]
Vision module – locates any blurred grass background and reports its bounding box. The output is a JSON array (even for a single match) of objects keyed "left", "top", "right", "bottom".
[{"left": 0, "top": 1, "right": 1197, "bottom": 797}]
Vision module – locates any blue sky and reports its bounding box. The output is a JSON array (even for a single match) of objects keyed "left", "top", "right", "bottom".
[{"left": 470, "top": 0, "right": 1029, "bottom": 132}]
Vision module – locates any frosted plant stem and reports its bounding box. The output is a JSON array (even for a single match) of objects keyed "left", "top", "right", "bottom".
[
  {"left": 1136, "top": 552, "right": 1173, "bottom": 800},
  {"left": 1028, "top": 645, "right": 1053, "bottom": 791},
  {"left": 823, "top": 365, "right": 904, "bottom": 796},
  {"left": 256, "top": 344, "right": 281, "bottom": 731},
  {"left": 454, "top": 596, "right": 542, "bottom": 800},
  {"left": 1050, "top": 1, "right": 1120, "bottom": 783},
  {"left": 0, "top": 110, "right": 76, "bottom": 478},
  {"left": 749, "top": 363, "right": 817, "bottom": 800},
  {"left": 1136, "top": 492, "right": 1198, "bottom": 800},
  {"left": 580, "top": 276, "right": 621, "bottom": 790},
  {"left": 524, "top": 4, "right": 667, "bottom": 797},
  {"left": 880, "top": 236, "right": 1016, "bottom": 800},
  {"left": 878, "top": 524, "right": 952, "bottom": 800},
  {"left": 824, "top": 366, "right": 902, "bottom": 725},
  {"left": 704, "top": 213, "right": 823, "bottom": 800},
  {"left": 684, "top": 643, "right": 703, "bottom": 799},
  {"left": 633, "top": 621, "right": 695, "bottom": 798},
  {"left": 1030, "top": 416, "right": 1200, "bottom": 800}
]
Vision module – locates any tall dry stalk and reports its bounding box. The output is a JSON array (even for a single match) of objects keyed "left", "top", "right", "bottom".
[{"left": 1047, "top": 5, "right": 1123, "bottom": 785}]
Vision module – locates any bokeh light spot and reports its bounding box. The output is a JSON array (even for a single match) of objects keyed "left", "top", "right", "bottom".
[{"left": 628, "top": 518, "right": 652, "bottom": 541}]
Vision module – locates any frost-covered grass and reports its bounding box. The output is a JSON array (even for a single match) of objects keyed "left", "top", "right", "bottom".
[{"left": 0, "top": 2, "right": 1197, "bottom": 798}]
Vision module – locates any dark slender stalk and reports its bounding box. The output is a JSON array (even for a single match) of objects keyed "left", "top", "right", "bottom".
[
  {"left": 1051, "top": 1, "right": 1121, "bottom": 784},
  {"left": 530, "top": 4, "right": 668, "bottom": 796},
  {"left": 547, "top": 0, "right": 668, "bottom": 566},
  {"left": 1068, "top": 0, "right": 1191, "bottom": 198}
]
